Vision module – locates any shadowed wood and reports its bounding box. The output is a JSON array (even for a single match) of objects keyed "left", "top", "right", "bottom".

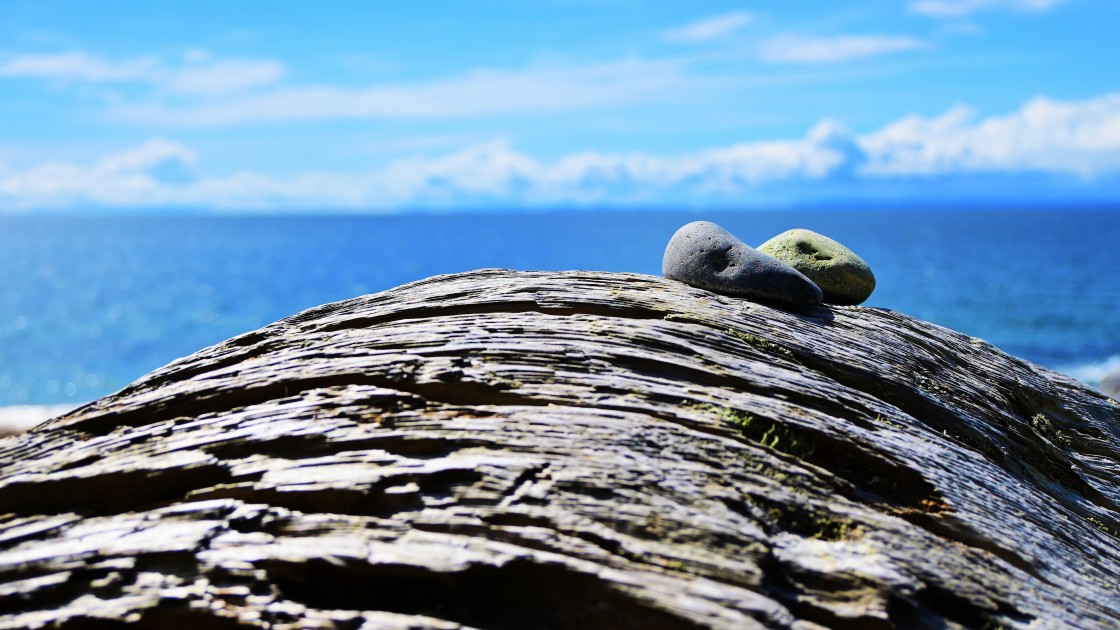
[{"left": 1, "top": 269, "right": 1118, "bottom": 629}]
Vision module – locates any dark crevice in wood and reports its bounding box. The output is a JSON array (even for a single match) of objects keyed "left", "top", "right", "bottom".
[
  {"left": 265, "top": 557, "right": 709, "bottom": 630},
  {"left": 0, "top": 461, "right": 232, "bottom": 517},
  {"left": 920, "top": 583, "right": 1028, "bottom": 629},
  {"left": 896, "top": 511, "right": 1041, "bottom": 579},
  {"left": 806, "top": 353, "right": 1120, "bottom": 522},
  {"left": 196, "top": 430, "right": 499, "bottom": 464},
  {"left": 311, "top": 298, "right": 672, "bottom": 334},
  {"left": 737, "top": 415, "right": 946, "bottom": 513},
  {"left": 756, "top": 553, "right": 859, "bottom": 630},
  {"left": 0, "top": 572, "right": 87, "bottom": 617},
  {"left": 63, "top": 375, "right": 434, "bottom": 436},
  {"left": 1005, "top": 391, "right": 1120, "bottom": 515},
  {"left": 793, "top": 352, "right": 1005, "bottom": 460}
]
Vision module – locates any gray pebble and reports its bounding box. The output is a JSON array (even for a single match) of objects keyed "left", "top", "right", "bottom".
[{"left": 662, "top": 221, "right": 824, "bottom": 305}]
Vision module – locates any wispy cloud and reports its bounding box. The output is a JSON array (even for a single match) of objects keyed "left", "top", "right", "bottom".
[
  {"left": 662, "top": 11, "right": 753, "bottom": 44},
  {"left": 94, "top": 138, "right": 197, "bottom": 172},
  {"left": 909, "top": 0, "right": 1069, "bottom": 17},
  {"left": 113, "top": 58, "right": 688, "bottom": 126},
  {"left": 0, "top": 51, "right": 157, "bottom": 82},
  {"left": 760, "top": 34, "right": 929, "bottom": 64},
  {"left": 0, "top": 33, "right": 919, "bottom": 129},
  {"left": 0, "top": 50, "right": 285, "bottom": 96},
  {"left": 164, "top": 58, "right": 286, "bottom": 96},
  {"left": 3, "top": 92, "right": 1118, "bottom": 210},
  {"left": 0, "top": 47, "right": 692, "bottom": 127}
]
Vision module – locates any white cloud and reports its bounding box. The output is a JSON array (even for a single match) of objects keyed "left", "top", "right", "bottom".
[
  {"left": 0, "top": 51, "right": 157, "bottom": 82},
  {"left": 0, "top": 138, "right": 196, "bottom": 208},
  {"left": 860, "top": 93, "right": 1120, "bottom": 176},
  {"left": 95, "top": 138, "right": 197, "bottom": 172},
  {"left": 760, "top": 34, "right": 928, "bottom": 64},
  {"left": 0, "top": 48, "right": 688, "bottom": 128},
  {"left": 165, "top": 58, "right": 286, "bottom": 96},
  {"left": 113, "top": 58, "right": 687, "bottom": 126},
  {"left": 2, "top": 92, "right": 1119, "bottom": 210},
  {"left": 663, "top": 11, "right": 752, "bottom": 44},
  {"left": 0, "top": 49, "right": 285, "bottom": 96},
  {"left": 0, "top": 133, "right": 845, "bottom": 210},
  {"left": 909, "top": 0, "right": 1069, "bottom": 17}
]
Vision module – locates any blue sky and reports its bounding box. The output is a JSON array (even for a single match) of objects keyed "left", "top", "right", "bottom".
[{"left": 0, "top": 0, "right": 1117, "bottom": 211}]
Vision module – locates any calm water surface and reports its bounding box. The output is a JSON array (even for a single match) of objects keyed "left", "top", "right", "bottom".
[{"left": 0, "top": 209, "right": 1116, "bottom": 405}]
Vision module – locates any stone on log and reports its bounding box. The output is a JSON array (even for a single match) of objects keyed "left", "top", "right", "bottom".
[
  {"left": 0, "top": 269, "right": 1118, "bottom": 629},
  {"left": 663, "top": 221, "right": 823, "bottom": 305},
  {"left": 757, "top": 228, "right": 876, "bottom": 306}
]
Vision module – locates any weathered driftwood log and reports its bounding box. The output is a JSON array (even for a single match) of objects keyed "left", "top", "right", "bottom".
[{"left": 1, "top": 269, "right": 1118, "bottom": 629}]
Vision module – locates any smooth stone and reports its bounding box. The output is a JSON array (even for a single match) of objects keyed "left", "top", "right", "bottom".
[
  {"left": 662, "top": 221, "right": 823, "bottom": 305},
  {"left": 757, "top": 229, "right": 875, "bottom": 305}
]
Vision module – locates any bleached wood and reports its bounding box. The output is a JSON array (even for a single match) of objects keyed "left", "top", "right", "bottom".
[{"left": 1, "top": 269, "right": 1118, "bottom": 629}]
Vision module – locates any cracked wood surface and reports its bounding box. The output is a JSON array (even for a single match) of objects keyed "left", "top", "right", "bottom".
[{"left": 1, "top": 269, "right": 1118, "bottom": 629}]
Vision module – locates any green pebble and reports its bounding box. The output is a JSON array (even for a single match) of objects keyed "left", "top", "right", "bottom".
[{"left": 757, "top": 229, "right": 875, "bottom": 305}]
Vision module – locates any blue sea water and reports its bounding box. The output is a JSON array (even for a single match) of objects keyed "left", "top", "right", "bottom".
[{"left": 0, "top": 209, "right": 1117, "bottom": 407}]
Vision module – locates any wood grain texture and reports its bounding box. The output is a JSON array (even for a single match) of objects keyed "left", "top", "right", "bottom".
[{"left": 1, "top": 269, "right": 1118, "bottom": 629}]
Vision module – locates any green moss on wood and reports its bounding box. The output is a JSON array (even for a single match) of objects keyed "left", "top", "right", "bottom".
[
  {"left": 1087, "top": 516, "right": 1119, "bottom": 539},
  {"left": 763, "top": 506, "right": 861, "bottom": 541},
  {"left": 727, "top": 329, "right": 796, "bottom": 361},
  {"left": 1030, "top": 413, "right": 1071, "bottom": 448},
  {"left": 711, "top": 406, "right": 815, "bottom": 459},
  {"left": 873, "top": 414, "right": 901, "bottom": 428}
]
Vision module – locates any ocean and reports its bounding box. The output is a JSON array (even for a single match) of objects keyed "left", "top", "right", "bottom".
[{"left": 0, "top": 209, "right": 1117, "bottom": 412}]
